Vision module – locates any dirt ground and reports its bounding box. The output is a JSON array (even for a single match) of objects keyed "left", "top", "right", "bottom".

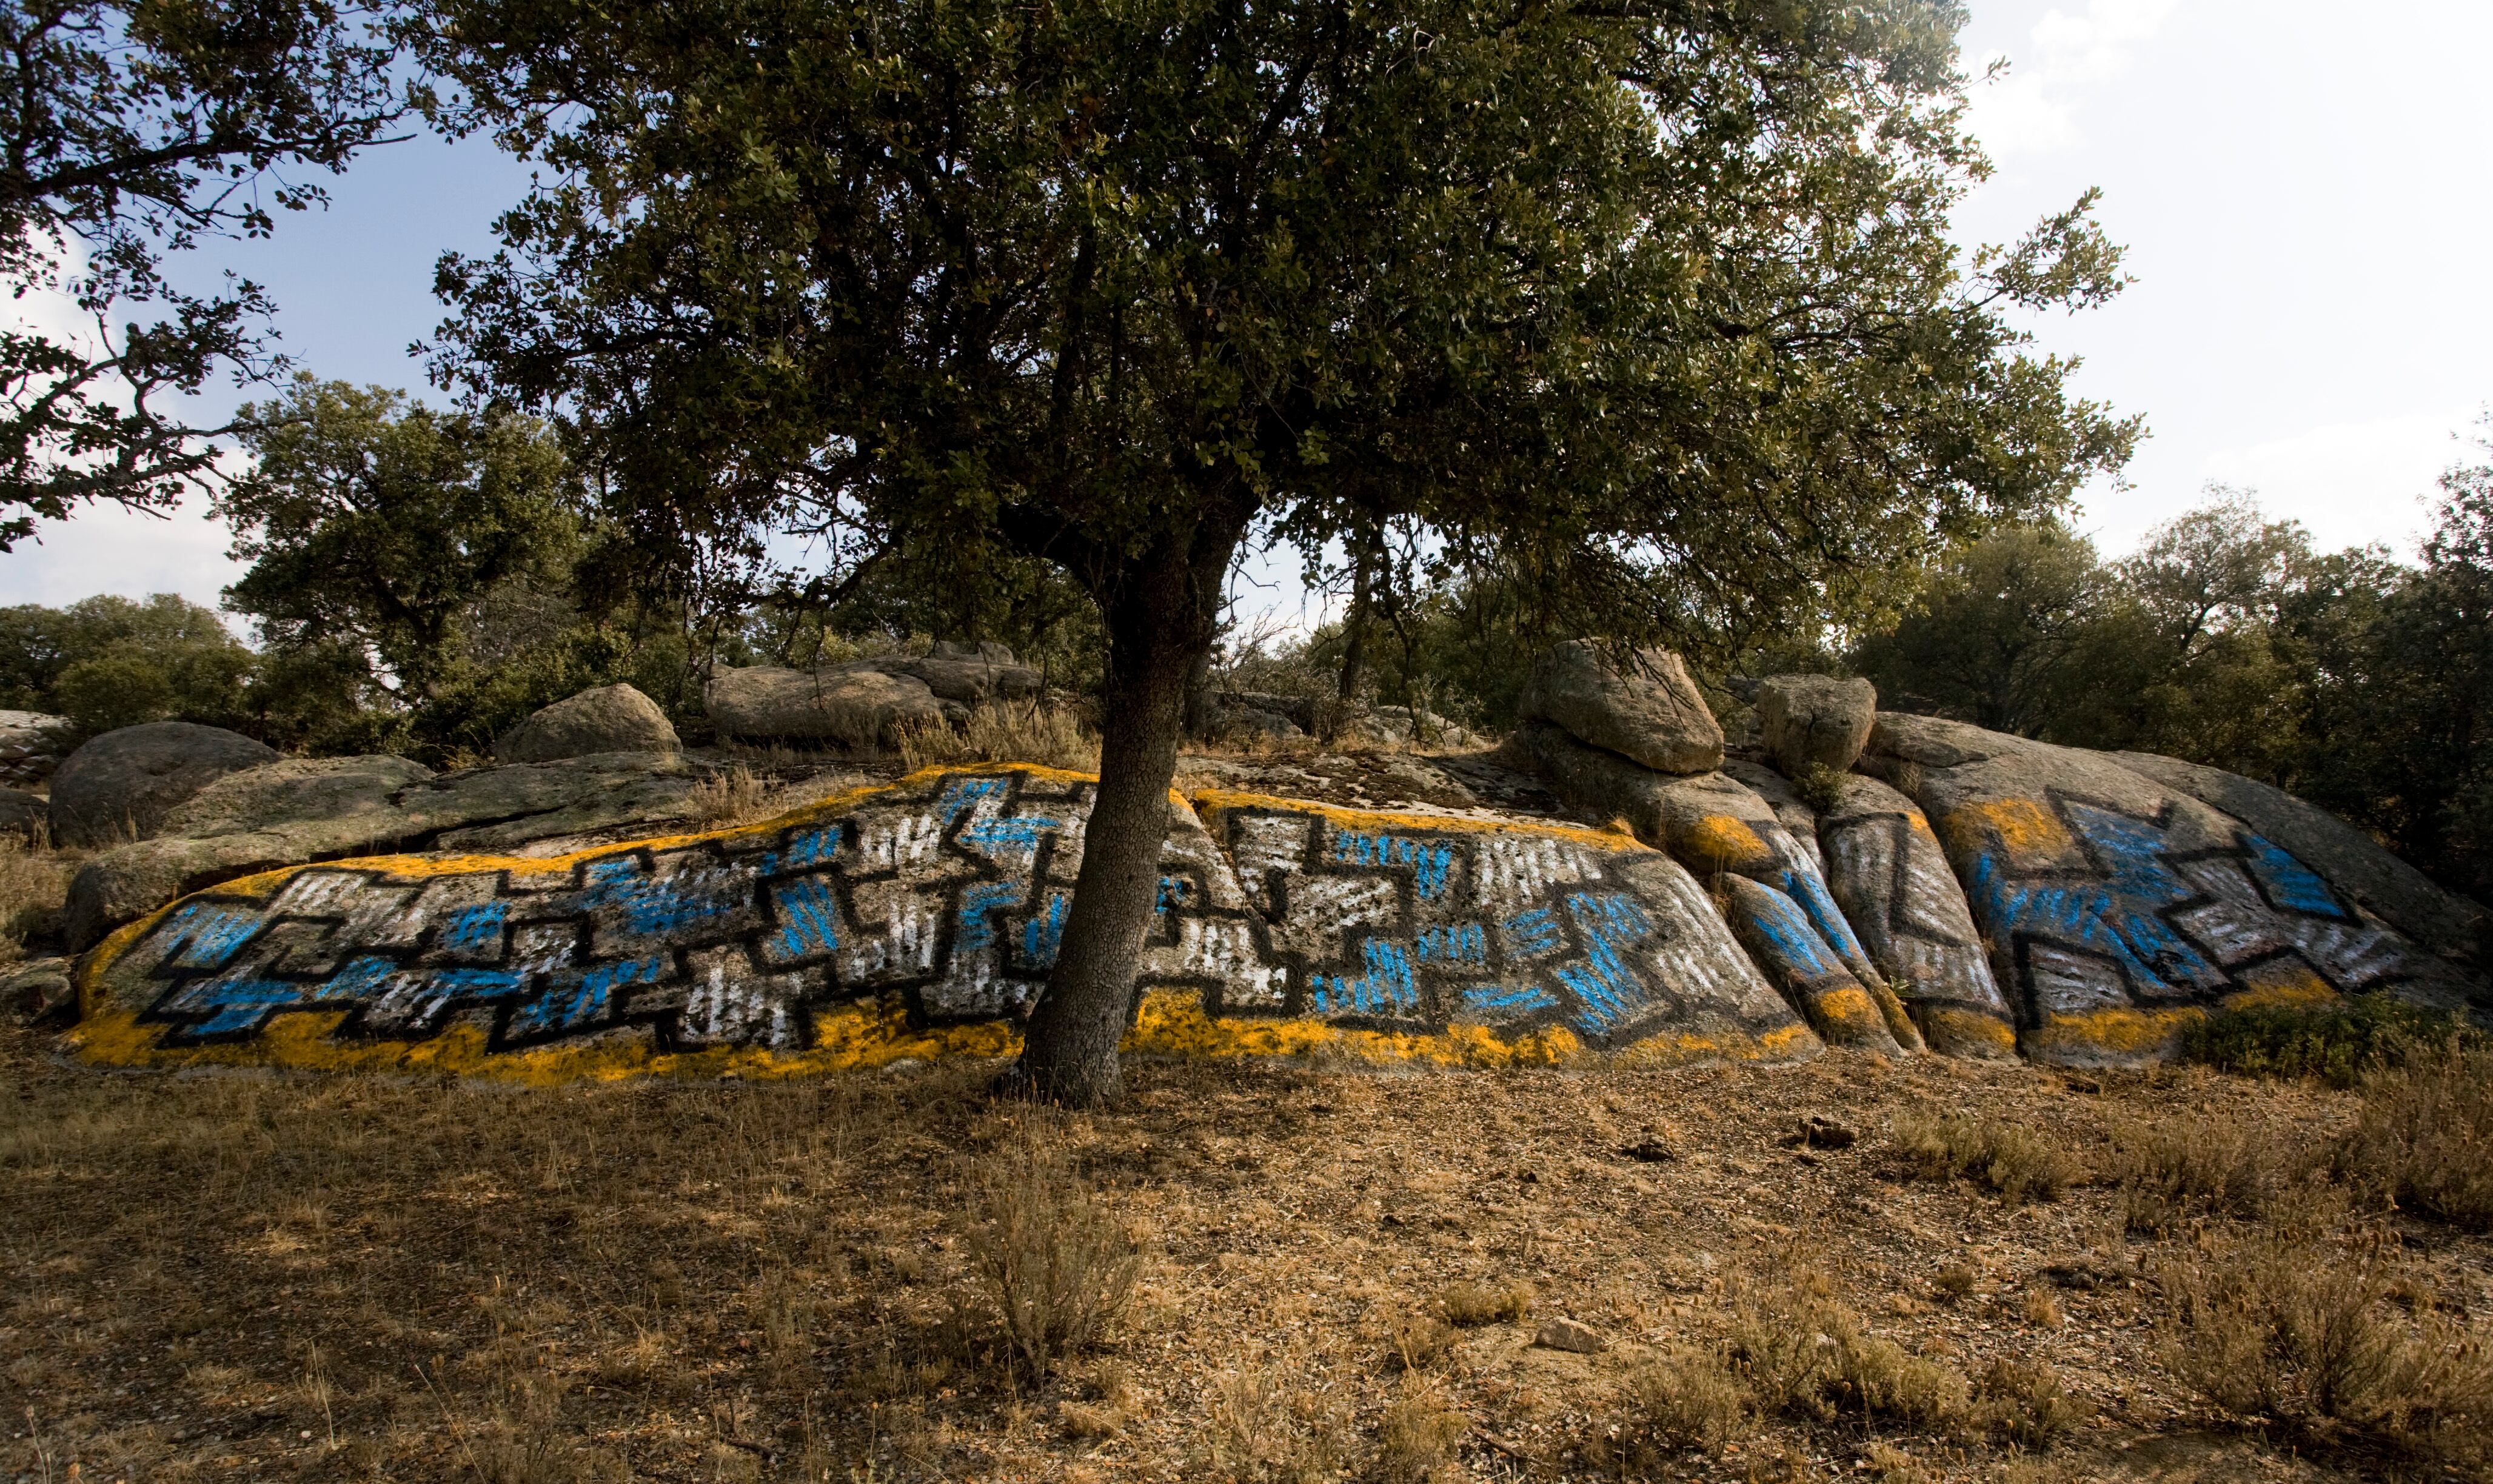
[{"left": 5, "top": 1013, "right": 2486, "bottom": 1484}]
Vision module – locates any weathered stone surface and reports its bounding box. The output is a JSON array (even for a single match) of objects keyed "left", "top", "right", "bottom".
[
  {"left": 2111, "top": 750, "right": 2489, "bottom": 969},
  {"left": 856, "top": 654, "right": 1043, "bottom": 706},
  {"left": 4, "top": 955, "right": 73, "bottom": 1021},
  {"left": 62, "top": 752, "right": 718, "bottom": 950},
  {"left": 1519, "top": 641, "right": 1724, "bottom": 774},
  {"left": 1534, "top": 1318, "right": 1605, "bottom": 1353},
  {"left": 49, "top": 722, "right": 278, "bottom": 847},
  {"left": 1509, "top": 722, "right": 1922, "bottom": 1051},
  {"left": 1757, "top": 674, "right": 1877, "bottom": 777},
  {"left": 1815, "top": 773, "right": 2018, "bottom": 1058},
  {"left": 0, "top": 786, "right": 45, "bottom": 839},
  {"left": 1863, "top": 714, "right": 2481, "bottom": 1065},
  {"left": 0, "top": 709, "right": 76, "bottom": 786},
  {"left": 1721, "top": 758, "right": 1824, "bottom": 875},
  {"left": 78, "top": 769, "right": 1821, "bottom": 1076},
  {"left": 1714, "top": 872, "right": 1901, "bottom": 1052},
  {"left": 495, "top": 683, "right": 678, "bottom": 763},
  {"left": 706, "top": 665, "right": 946, "bottom": 746},
  {"left": 1219, "top": 706, "right": 1306, "bottom": 744}
]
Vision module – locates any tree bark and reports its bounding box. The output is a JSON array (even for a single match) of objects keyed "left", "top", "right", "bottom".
[{"left": 1014, "top": 518, "right": 1236, "bottom": 1106}]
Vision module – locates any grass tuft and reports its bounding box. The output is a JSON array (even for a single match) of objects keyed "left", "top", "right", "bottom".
[
  {"left": 0, "top": 829, "right": 73, "bottom": 961},
  {"left": 683, "top": 766, "right": 776, "bottom": 827},
  {"left": 1374, "top": 1375, "right": 1468, "bottom": 1484},
  {"left": 897, "top": 700, "right": 1100, "bottom": 773},
  {"left": 1892, "top": 1111, "right": 2079, "bottom": 1205},
  {"left": 1725, "top": 1274, "right": 1971, "bottom": 1431},
  {"left": 1611, "top": 1345, "right": 1753, "bottom": 1462},
  {"left": 2155, "top": 1216, "right": 2493, "bottom": 1467},
  {"left": 1975, "top": 1357, "right": 2089, "bottom": 1447},
  {"left": 963, "top": 1120, "right": 1141, "bottom": 1377},
  {"left": 2338, "top": 1034, "right": 2493, "bottom": 1231},
  {"left": 1436, "top": 1278, "right": 1532, "bottom": 1327},
  {"left": 2110, "top": 1112, "right": 2309, "bottom": 1235}
]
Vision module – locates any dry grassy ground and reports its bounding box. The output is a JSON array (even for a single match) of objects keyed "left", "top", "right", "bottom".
[{"left": 6, "top": 1018, "right": 2490, "bottom": 1484}]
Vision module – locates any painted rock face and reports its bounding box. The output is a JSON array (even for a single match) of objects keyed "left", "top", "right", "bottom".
[
  {"left": 73, "top": 767, "right": 1820, "bottom": 1080},
  {"left": 1863, "top": 714, "right": 2475, "bottom": 1066}
]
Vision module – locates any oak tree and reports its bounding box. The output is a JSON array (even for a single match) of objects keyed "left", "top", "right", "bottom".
[{"left": 416, "top": 0, "right": 2136, "bottom": 1103}]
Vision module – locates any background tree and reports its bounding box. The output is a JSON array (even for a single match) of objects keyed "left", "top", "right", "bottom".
[
  {"left": 1853, "top": 522, "right": 2119, "bottom": 735},
  {"left": 418, "top": 0, "right": 2135, "bottom": 1103},
  {"left": 0, "top": 0, "right": 406, "bottom": 547},
  {"left": 218, "top": 375, "right": 578, "bottom": 712},
  {"left": 0, "top": 590, "right": 252, "bottom": 730}
]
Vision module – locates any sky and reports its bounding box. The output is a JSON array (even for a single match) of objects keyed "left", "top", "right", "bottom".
[{"left": 3, "top": 0, "right": 2489, "bottom": 615}]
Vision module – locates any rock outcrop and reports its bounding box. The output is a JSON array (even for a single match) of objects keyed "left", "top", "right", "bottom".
[
  {"left": 48, "top": 723, "right": 278, "bottom": 848},
  {"left": 1861, "top": 714, "right": 2481, "bottom": 1065},
  {"left": 79, "top": 768, "right": 1821, "bottom": 1077},
  {"left": 2110, "top": 749, "right": 2489, "bottom": 968},
  {"left": 62, "top": 750, "right": 722, "bottom": 950},
  {"left": 0, "top": 710, "right": 76, "bottom": 786},
  {"left": 706, "top": 665, "right": 949, "bottom": 746},
  {"left": 496, "top": 684, "right": 678, "bottom": 763},
  {"left": 0, "top": 786, "right": 45, "bottom": 840},
  {"left": 1756, "top": 674, "right": 1876, "bottom": 777},
  {"left": 1518, "top": 641, "right": 1724, "bottom": 774}
]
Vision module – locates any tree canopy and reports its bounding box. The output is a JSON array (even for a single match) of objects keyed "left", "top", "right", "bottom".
[
  {"left": 415, "top": 0, "right": 2138, "bottom": 1101},
  {"left": 0, "top": 0, "right": 405, "bottom": 549}
]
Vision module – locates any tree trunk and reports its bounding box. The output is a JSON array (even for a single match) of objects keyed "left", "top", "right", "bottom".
[
  {"left": 1338, "top": 551, "right": 1373, "bottom": 707},
  {"left": 1015, "top": 522, "right": 1234, "bottom": 1106}
]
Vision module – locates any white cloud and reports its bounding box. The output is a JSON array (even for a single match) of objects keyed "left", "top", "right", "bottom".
[
  {"left": 1967, "top": 0, "right": 2181, "bottom": 159},
  {"left": 2195, "top": 409, "right": 2477, "bottom": 558},
  {"left": 0, "top": 490, "right": 244, "bottom": 611}
]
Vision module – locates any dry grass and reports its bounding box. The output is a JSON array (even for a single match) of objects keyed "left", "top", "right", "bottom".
[
  {"left": 1373, "top": 1375, "right": 1467, "bottom": 1483},
  {"left": 2112, "top": 1111, "right": 2310, "bottom": 1234},
  {"left": 1436, "top": 1277, "right": 1532, "bottom": 1327},
  {"left": 1611, "top": 1345, "right": 1753, "bottom": 1461},
  {"left": 0, "top": 829, "right": 73, "bottom": 961},
  {"left": 683, "top": 764, "right": 777, "bottom": 827},
  {"left": 1727, "top": 1271, "right": 1973, "bottom": 1431},
  {"left": 895, "top": 701, "right": 1100, "bottom": 773},
  {"left": 963, "top": 1118, "right": 1140, "bottom": 1377},
  {"left": 4, "top": 1027, "right": 2485, "bottom": 1482},
  {"left": 1893, "top": 1110, "right": 2081, "bottom": 1204},
  {"left": 2155, "top": 1214, "right": 2493, "bottom": 1467},
  {"left": 2338, "top": 1034, "right": 2493, "bottom": 1230}
]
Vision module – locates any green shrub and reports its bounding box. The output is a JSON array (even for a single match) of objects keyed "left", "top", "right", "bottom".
[{"left": 2183, "top": 991, "right": 2461, "bottom": 1088}]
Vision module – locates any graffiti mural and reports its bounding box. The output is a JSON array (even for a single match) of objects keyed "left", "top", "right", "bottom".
[
  {"left": 74, "top": 769, "right": 1819, "bottom": 1078},
  {"left": 1815, "top": 775, "right": 2019, "bottom": 1058},
  {"left": 1944, "top": 787, "right": 2452, "bottom": 1063}
]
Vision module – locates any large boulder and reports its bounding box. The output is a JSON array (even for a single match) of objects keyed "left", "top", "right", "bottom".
[
  {"left": 1508, "top": 721, "right": 1922, "bottom": 1051},
  {"left": 2110, "top": 750, "right": 2489, "bottom": 969},
  {"left": 1862, "top": 712, "right": 2484, "bottom": 1065},
  {"left": 1519, "top": 641, "right": 1723, "bottom": 775},
  {"left": 0, "top": 786, "right": 45, "bottom": 840},
  {"left": 856, "top": 653, "right": 1043, "bottom": 706},
  {"left": 48, "top": 722, "right": 277, "bottom": 847},
  {"left": 1756, "top": 674, "right": 1876, "bottom": 777},
  {"left": 0, "top": 710, "right": 77, "bottom": 786},
  {"left": 706, "top": 665, "right": 948, "bottom": 746},
  {"left": 61, "top": 750, "right": 721, "bottom": 950},
  {"left": 1815, "top": 772, "right": 2018, "bottom": 1058},
  {"left": 495, "top": 683, "right": 678, "bottom": 763}
]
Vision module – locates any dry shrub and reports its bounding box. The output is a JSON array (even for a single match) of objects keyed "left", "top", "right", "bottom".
[
  {"left": 1975, "top": 1358, "right": 2088, "bottom": 1447},
  {"left": 897, "top": 701, "right": 1099, "bottom": 773},
  {"left": 0, "top": 831, "right": 72, "bottom": 960},
  {"left": 964, "top": 1122, "right": 1140, "bottom": 1377},
  {"left": 2338, "top": 1034, "right": 2493, "bottom": 1230},
  {"left": 1374, "top": 1375, "right": 1468, "bottom": 1483},
  {"left": 2155, "top": 1216, "right": 2493, "bottom": 1466},
  {"left": 1201, "top": 1354, "right": 1353, "bottom": 1484},
  {"left": 684, "top": 766, "right": 775, "bottom": 827},
  {"left": 1059, "top": 1362, "right": 1136, "bottom": 1440},
  {"left": 1436, "top": 1278, "right": 1531, "bottom": 1327},
  {"left": 2111, "top": 1113, "right": 2305, "bottom": 1235},
  {"left": 1725, "top": 1273, "right": 1970, "bottom": 1432},
  {"left": 1892, "top": 1111, "right": 2078, "bottom": 1205},
  {"left": 1386, "top": 1311, "right": 1457, "bottom": 1371},
  {"left": 1931, "top": 1263, "right": 1975, "bottom": 1304},
  {"left": 2018, "top": 1288, "right": 2065, "bottom": 1329},
  {"left": 1611, "top": 1345, "right": 1752, "bottom": 1462},
  {"left": 1792, "top": 762, "right": 1847, "bottom": 815}
]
